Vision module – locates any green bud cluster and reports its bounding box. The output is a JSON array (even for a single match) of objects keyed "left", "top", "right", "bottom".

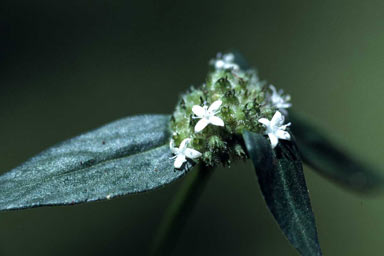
[{"left": 170, "top": 63, "right": 276, "bottom": 167}]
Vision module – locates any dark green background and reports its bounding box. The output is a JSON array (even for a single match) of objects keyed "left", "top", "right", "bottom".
[{"left": 1, "top": 1, "right": 383, "bottom": 255}]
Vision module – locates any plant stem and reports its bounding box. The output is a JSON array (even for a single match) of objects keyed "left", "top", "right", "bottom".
[{"left": 150, "top": 164, "right": 213, "bottom": 256}]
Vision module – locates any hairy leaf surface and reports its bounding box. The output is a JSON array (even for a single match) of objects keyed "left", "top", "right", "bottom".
[
  {"left": 0, "top": 115, "right": 188, "bottom": 211},
  {"left": 243, "top": 131, "right": 322, "bottom": 256}
]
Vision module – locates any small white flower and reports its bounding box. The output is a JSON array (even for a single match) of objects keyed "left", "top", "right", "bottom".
[
  {"left": 170, "top": 138, "right": 202, "bottom": 169},
  {"left": 210, "top": 53, "right": 239, "bottom": 71},
  {"left": 268, "top": 85, "right": 292, "bottom": 115},
  {"left": 192, "top": 100, "right": 224, "bottom": 133},
  {"left": 258, "top": 111, "right": 291, "bottom": 149}
]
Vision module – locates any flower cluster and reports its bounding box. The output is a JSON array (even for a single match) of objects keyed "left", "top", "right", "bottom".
[{"left": 170, "top": 53, "right": 292, "bottom": 168}]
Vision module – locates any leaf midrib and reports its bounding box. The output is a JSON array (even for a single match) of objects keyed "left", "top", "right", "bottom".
[{"left": 0, "top": 143, "right": 169, "bottom": 196}]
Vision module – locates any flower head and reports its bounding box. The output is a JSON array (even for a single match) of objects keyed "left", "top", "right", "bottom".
[
  {"left": 192, "top": 100, "right": 224, "bottom": 133},
  {"left": 267, "top": 85, "right": 292, "bottom": 115},
  {"left": 210, "top": 53, "right": 239, "bottom": 71},
  {"left": 258, "top": 111, "right": 291, "bottom": 149},
  {"left": 170, "top": 138, "right": 202, "bottom": 169},
  {"left": 170, "top": 52, "right": 294, "bottom": 166}
]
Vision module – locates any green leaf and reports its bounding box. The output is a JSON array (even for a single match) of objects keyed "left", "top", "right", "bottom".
[
  {"left": 0, "top": 115, "right": 190, "bottom": 211},
  {"left": 289, "top": 112, "right": 384, "bottom": 194},
  {"left": 243, "top": 131, "right": 322, "bottom": 256}
]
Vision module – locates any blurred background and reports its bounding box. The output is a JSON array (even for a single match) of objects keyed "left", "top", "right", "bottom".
[{"left": 1, "top": 0, "right": 384, "bottom": 255}]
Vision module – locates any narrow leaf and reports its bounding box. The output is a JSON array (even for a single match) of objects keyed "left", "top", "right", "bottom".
[
  {"left": 243, "top": 131, "right": 322, "bottom": 256},
  {"left": 289, "top": 112, "right": 384, "bottom": 194},
  {"left": 0, "top": 115, "right": 189, "bottom": 211}
]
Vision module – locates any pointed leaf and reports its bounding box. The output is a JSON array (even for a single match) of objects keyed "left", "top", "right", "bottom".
[
  {"left": 0, "top": 115, "right": 189, "bottom": 211},
  {"left": 243, "top": 131, "right": 322, "bottom": 256},
  {"left": 289, "top": 112, "right": 384, "bottom": 194}
]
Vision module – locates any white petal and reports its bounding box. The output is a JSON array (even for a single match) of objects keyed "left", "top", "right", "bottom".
[
  {"left": 258, "top": 118, "right": 270, "bottom": 126},
  {"left": 281, "top": 122, "right": 291, "bottom": 130},
  {"left": 268, "top": 133, "right": 279, "bottom": 149},
  {"left": 271, "top": 111, "right": 284, "bottom": 127},
  {"left": 215, "top": 60, "right": 224, "bottom": 69},
  {"left": 179, "top": 138, "right": 191, "bottom": 150},
  {"left": 208, "top": 100, "right": 222, "bottom": 113},
  {"left": 269, "top": 84, "right": 277, "bottom": 94},
  {"left": 184, "top": 148, "right": 202, "bottom": 159},
  {"left": 276, "top": 130, "right": 291, "bottom": 141},
  {"left": 209, "top": 116, "right": 224, "bottom": 126},
  {"left": 174, "top": 154, "right": 186, "bottom": 169},
  {"left": 192, "top": 105, "right": 206, "bottom": 118},
  {"left": 277, "top": 102, "right": 292, "bottom": 109},
  {"left": 194, "top": 118, "right": 209, "bottom": 133},
  {"left": 223, "top": 53, "right": 234, "bottom": 62}
]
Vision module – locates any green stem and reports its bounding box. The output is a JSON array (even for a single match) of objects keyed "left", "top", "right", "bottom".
[{"left": 150, "top": 164, "right": 213, "bottom": 256}]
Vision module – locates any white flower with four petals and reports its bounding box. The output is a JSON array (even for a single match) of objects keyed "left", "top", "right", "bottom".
[
  {"left": 170, "top": 138, "right": 202, "bottom": 169},
  {"left": 258, "top": 111, "right": 291, "bottom": 149},
  {"left": 192, "top": 100, "right": 224, "bottom": 133},
  {"left": 210, "top": 53, "right": 239, "bottom": 70},
  {"left": 268, "top": 85, "right": 292, "bottom": 115}
]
